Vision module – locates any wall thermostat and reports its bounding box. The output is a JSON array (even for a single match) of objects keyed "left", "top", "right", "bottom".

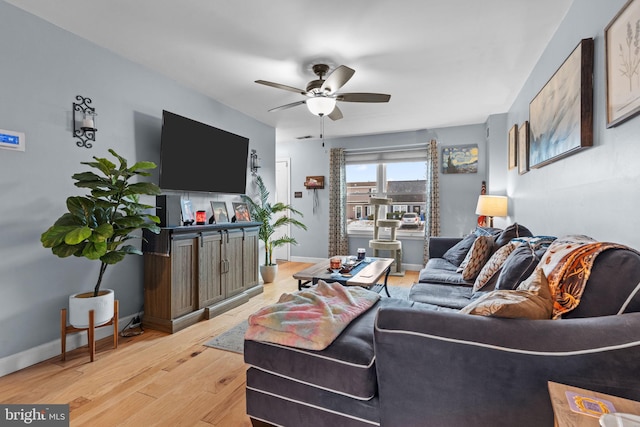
[{"left": 0, "top": 128, "right": 26, "bottom": 152}]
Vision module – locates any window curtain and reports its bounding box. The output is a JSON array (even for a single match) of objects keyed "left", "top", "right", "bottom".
[
  {"left": 328, "top": 148, "right": 348, "bottom": 256},
  {"left": 423, "top": 139, "right": 440, "bottom": 263}
]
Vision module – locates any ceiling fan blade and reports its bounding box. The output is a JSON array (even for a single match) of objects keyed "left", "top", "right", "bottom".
[
  {"left": 328, "top": 105, "right": 343, "bottom": 121},
  {"left": 321, "top": 65, "right": 355, "bottom": 93},
  {"left": 337, "top": 93, "right": 391, "bottom": 103},
  {"left": 268, "top": 100, "right": 306, "bottom": 112},
  {"left": 255, "top": 80, "right": 307, "bottom": 95}
]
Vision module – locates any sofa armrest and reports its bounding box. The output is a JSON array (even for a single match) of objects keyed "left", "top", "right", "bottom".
[
  {"left": 428, "top": 237, "right": 463, "bottom": 259},
  {"left": 374, "top": 307, "right": 640, "bottom": 427}
]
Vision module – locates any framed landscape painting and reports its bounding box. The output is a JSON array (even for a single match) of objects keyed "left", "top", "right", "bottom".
[
  {"left": 529, "top": 38, "right": 593, "bottom": 169},
  {"left": 605, "top": 0, "right": 640, "bottom": 127},
  {"left": 442, "top": 144, "right": 478, "bottom": 174}
]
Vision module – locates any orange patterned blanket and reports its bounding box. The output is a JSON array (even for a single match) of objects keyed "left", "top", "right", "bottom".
[{"left": 539, "top": 235, "right": 638, "bottom": 319}]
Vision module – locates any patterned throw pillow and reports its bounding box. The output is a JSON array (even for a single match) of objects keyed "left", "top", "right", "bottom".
[
  {"left": 459, "top": 235, "right": 494, "bottom": 281},
  {"left": 473, "top": 241, "right": 520, "bottom": 292},
  {"left": 460, "top": 268, "right": 553, "bottom": 319}
]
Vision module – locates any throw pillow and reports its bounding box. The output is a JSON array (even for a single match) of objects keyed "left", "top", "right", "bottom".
[
  {"left": 459, "top": 235, "right": 493, "bottom": 281},
  {"left": 494, "top": 242, "right": 547, "bottom": 290},
  {"left": 494, "top": 223, "right": 533, "bottom": 249},
  {"left": 472, "top": 241, "right": 519, "bottom": 292},
  {"left": 460, "top": 268, "right": 553, "bottom": 319},
  {"left": 442, "top": 233, "right": 477, "bottom": 267}
]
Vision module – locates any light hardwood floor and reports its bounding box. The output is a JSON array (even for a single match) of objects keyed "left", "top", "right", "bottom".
[{"left": 0, "top": 261, "right": 418, "bottom": 426}]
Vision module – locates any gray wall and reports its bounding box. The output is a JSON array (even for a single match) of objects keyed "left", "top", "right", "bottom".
[
  {"left": 496, "top": 0, "right": 640, "bottom": 250},
  {"left": 277, "top": 123, "right": 490, "bottom": 267},
  {"left": 0, "top": 2, "right": 275, "bottom": 366}
]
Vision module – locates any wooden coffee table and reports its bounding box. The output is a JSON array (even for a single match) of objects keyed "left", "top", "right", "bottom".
[{"left": 293, "top": 257, "right": 394, "bottom": 296}]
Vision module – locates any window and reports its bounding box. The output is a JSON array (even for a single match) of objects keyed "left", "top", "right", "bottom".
[{"left": 345, "top": 146, "right": 427, "bottom": 238}]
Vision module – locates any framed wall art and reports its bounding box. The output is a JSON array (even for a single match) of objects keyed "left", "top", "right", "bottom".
[
  {"left": 518, "top": 121, "right": 529, "bottom": 175},
  {"left": 441, "top": 144, "right": 478, "bottom": 174},
  {"left": 508, "top": 124, "right": 518, "bottom": 170},
  {"left": 529, "top": 38, "right": 593, "bottom": 169},
  {"left": 605, "top": 0, "right": 640, "bottom": 127}
]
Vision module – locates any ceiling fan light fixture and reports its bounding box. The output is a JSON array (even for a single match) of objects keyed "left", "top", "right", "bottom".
[{"left": 306, "top": 96, "right": 336, "bottom": 116}]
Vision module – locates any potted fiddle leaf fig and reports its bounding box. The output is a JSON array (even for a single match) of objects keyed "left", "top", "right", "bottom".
[
  {"left": 41, "top": 149, "right": 161, "bottom": 328},
  {"left": 242, "top": 175, "right": 307, "bottom": 283}
]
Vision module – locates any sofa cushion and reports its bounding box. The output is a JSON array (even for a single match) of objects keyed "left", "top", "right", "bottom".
[
  {"left": 458, "top": 235, "right": 494, "bottom": 280},
  {"left": 494, "top": 223, "right": 533, "bottom": 249},
  {"left": 418, "top": 258, "right": 474, "bottom": 286},
  {"left": 244, "top": 297, "right": 415, "bottom": 400},
  {"left": 409, "top": 283, "right": 473, "bottom": 309},
  {"left": 473, "top": 241, "right": 520, "bottom": 292},
  {"left": 459, "top": 268, "right": 553, "bottom": 319},
  {"left": 442, "top": 233, "right": 477, "bottom": 266},
  {"left": 494, "top": 242, "right": 547, "bottom": 290}
]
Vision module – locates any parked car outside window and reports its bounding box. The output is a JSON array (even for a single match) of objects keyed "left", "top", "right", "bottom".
[{"left": 401, "top": 212, "right": 420, "bottom": 227}]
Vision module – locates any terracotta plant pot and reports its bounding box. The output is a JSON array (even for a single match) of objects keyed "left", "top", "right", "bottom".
[
  {"left": 68, "top": 289, "right": 115, "bottom": 328},
  {"left": 260, "top": 264, "right": 278, "bottom": 284}
]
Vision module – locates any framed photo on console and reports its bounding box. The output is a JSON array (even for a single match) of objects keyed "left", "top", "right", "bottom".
[
  {"left": 180, "top": 199, "right": 195, "bottom": 225},
  {"left": 232, "top": 202, "right": 251, "bottom": 222},
  {"left": 210, "top": 201, "right": 229, "bottom": 223}
]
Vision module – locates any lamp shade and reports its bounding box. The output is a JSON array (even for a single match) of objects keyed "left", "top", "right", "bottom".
[
  {"left": 475, "top": 195, "right": 508, "bottom": 217},
  {"left": 306, "top": 96, "right": 336, "bottom": 116}
]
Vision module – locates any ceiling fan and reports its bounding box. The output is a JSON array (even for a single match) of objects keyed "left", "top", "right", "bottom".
[{"left": 255, "top": 64, "right": 391, "bottom": 120}]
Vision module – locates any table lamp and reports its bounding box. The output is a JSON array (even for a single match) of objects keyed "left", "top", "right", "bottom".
[{"left": 475, "top": 195, "right": 508, "bottom": 227}]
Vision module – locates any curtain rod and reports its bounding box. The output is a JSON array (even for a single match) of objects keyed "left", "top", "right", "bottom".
[{"left": 344, "top": 143, "right": 428, "bottom": 154}]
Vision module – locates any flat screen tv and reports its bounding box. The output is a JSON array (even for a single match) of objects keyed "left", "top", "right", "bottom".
[{"left": 159, "top": 110, "right": 249, "bottom": 194}]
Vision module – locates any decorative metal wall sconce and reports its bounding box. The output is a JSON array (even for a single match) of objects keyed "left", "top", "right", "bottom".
[
  {"left": 73, "top": 95, "right": 97, "bottom": 148},
  {"left": 250, "top": 149, "right": 260, "bottom": 175}
]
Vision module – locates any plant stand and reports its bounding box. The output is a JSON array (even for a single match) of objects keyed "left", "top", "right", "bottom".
[{"left": 60, "top": 300, "right": 119, "bottom": 362}]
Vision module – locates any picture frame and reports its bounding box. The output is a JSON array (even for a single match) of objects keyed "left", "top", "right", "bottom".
[
  {"left": 518, "top": 121, "right": 529, "bottom": 175},
  {"left": 210, "top": 201, "right": 230, "bottom": 223},
  {"left": 605, "top": 0, "right": 640, "bottom": 127},
  {"left": 232, "top": 202, "right": 251, "bottom": 222},
  {"left": 441, "top": 144, "right": 478, "bottom": 174},
  {"left": 529, "top": 38, "right": 593, "bottom": 169},
  {"left": 180, "top": 199, "right": 195, "bottom": 225},
  {"left": 508, "top": 124, "right": 518, "bottom": 170}
]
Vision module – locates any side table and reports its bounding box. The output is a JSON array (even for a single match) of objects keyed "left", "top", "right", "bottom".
[{"left": 548, "top": 381, "right": 640, "bottom": 427}]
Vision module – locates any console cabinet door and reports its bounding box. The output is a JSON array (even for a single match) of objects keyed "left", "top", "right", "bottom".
[
  {"left": 224, "top": 229, "right": 245, "bottom": 297},
  {"left": 243, "top": 228, "right": 259, "bottom": 289},
  {"left": 170, "top": 236, "right": 198, "bottom": 318},
  {"left": 199, "top": 231, "right": 224, "bottom": 308}
]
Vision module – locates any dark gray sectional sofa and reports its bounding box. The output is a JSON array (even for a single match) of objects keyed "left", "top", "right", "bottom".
[{"left": 244, "top": 225, "right": 640, "bottom": 426}]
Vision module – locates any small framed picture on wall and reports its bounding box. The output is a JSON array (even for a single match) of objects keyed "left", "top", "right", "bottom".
[
  {"left": 518, "top": 121, "right": 529, "bottom": 175},
  {"left": 508, "top": 124, "right": 518, "bottom": 170}
]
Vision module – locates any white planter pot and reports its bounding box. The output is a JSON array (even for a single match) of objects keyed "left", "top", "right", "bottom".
[
  {"left": 68, "top": 289, "right": 115, "bottom": 328},
  {"left": 260, "top": 264, "right": 278, "bottom": 284}
]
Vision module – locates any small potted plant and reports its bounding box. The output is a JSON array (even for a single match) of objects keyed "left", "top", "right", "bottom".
[
  {"left": 41, "top": 149, "right": 161, "bottom": 328},
  {"left": 242, "top": 175, "right": 307, "bottom": 283}
]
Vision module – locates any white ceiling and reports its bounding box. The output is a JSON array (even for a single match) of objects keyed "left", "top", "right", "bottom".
[{"left": 6, "top": 0, "right": 573, "bottom": 142}]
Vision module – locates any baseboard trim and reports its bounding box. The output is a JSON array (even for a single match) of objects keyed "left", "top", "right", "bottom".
[{"left": 0, "top": 312, "right": 138, "bottom": 378}]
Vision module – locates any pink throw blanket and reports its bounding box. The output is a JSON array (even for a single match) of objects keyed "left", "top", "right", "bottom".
[{"left": 244, "top": 280, "right": 381, "bottom": 350}]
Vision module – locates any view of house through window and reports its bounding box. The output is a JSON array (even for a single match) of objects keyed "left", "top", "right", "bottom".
[{"left": 346, "top": 158, "right": 427, "bottom": 237}]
